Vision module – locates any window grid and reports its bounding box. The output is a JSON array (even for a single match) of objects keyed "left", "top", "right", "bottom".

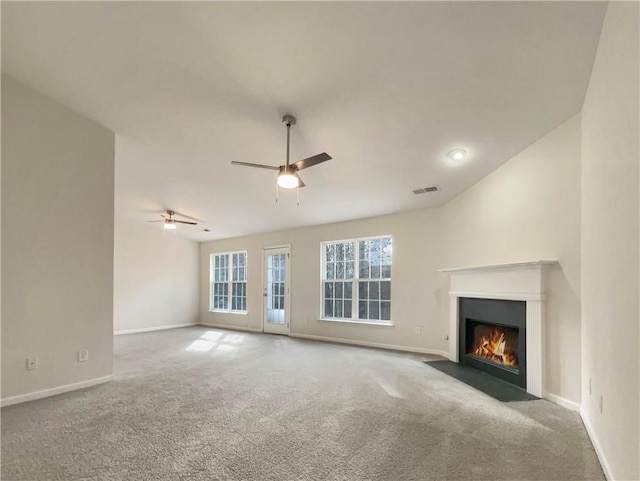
[
  {"left": 267, "top": 254, "right": 286, "bottom": 311},
  {"left": 322, "top": 241, "right": 354, "bottom": 319},
  {"left": 210, "top": 251, "right": 247, "bottom": 312},
  {"left": 265, "top": 253, "right": 287, "bottom": 325},
  {"left": 321, "top": 236, "right": 391, "bottom": 322}
]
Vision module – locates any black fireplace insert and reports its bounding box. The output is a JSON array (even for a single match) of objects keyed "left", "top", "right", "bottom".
[{"left": 458, "top": 297, "right": 526, "bottom": 388}]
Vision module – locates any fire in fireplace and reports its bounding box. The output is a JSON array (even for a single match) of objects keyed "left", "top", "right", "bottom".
[{"left": 467, "top": 321, "right": 519, "bottom": 370}]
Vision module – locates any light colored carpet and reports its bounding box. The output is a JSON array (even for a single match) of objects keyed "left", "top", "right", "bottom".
[{"left": 2, "top": 326, "right": 603, "bottom": 481}]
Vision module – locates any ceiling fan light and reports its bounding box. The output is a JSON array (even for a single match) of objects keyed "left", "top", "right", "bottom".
[
  {"left": 164, "top": 221, "right": 177, "bottom": 230},
  {"left": 277, "top": 171, "right": 299, "bottom": 189}
]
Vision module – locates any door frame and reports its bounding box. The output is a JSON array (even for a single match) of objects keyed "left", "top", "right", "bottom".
[{"left": 262, "top": 244, "right": 292, "bottom": 335}]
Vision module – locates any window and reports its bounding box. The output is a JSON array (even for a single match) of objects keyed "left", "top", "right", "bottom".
[
  {"left": 210, "top": 251, "right": 247, "bottom": 312},
  {"left": 321, "top": 236, "right": 392, "bottom": 323}
]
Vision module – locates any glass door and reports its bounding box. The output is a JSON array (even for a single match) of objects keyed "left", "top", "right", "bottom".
[{"left": 263, "top": 247, "right": 290, "bottom": 335}]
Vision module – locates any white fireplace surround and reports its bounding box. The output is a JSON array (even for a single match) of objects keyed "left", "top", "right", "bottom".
[{"left": 440, "top": 261, "right": 557, "bottom": 398}]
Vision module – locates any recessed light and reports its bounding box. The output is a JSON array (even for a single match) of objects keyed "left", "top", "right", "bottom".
[{"left": 448, "top": 149, "right": 466, "bottom": 161}]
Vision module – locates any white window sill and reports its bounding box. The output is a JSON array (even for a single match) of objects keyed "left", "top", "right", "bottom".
[
  {"left": 318, "top": 318, "right": 394, "bottom": 327},
  {"left": 209, "top": 310, "right": 248, "bottom": 315}
]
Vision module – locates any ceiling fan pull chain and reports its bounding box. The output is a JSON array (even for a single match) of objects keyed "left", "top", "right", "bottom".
[
  {"left": 297, "top": 185, "right": 300, "bottom": 207},
  {"left": 275, "top": 182, "right": 279, "bottom": 203}
]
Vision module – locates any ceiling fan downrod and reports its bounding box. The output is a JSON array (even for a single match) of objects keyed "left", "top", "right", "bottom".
[{"left": 282, "top": 114, "right": 296, "bottom": 169}]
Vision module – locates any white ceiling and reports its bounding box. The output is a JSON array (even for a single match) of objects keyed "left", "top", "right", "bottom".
[{"left": 2, "top": 2, "right": 606, "bottom": 241}]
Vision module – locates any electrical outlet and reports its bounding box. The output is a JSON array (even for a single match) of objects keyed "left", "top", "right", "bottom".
[
  {"left": 78, "top": 349, "right": 89, "bottom": 362},
  {"left": 26, "top": 358, "right": 38, "bottom": 370},
  {"left": 415, "top": 327, "right": 421, "bottom": 335},
  {"left": 599, "top": 395, "right": 603, "bottom": 414}
]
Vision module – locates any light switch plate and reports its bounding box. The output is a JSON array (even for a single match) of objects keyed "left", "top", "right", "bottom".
[{"left": 78, "top": 349, "right": 89, "bottom": 362}]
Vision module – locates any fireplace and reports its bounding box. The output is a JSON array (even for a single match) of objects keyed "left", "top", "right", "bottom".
[
  {"left": 459, "top": 297, "right": 526, "bottom": 388},
  {"left": 441, "top": 261, "right": 554, "bottom": 398}
]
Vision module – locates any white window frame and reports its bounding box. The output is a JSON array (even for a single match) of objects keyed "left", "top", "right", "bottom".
[
  {"left": 320, "top": 235, "right": 392, "bottom": 325},
  {"left": 210, "top": 251, "right": 248, "bottom": 314}
]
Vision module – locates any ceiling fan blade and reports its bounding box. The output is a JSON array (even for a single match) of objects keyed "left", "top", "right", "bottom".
[
  {"left": 173, "top": 220, "right": 198, "bottom": 225},
  {"left": 147, "top": 220, "right": 165, "bottom": 223},
  {"left": 231, "top": 161, "right": 279, "bottom": 171},
  {"left": 295, "top": 173, "right": 306, "bottom": 188},
  {"left": 291, "top": 152, "right": 332, "bottom": 171}
]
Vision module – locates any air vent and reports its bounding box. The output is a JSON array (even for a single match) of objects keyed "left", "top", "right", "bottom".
[{"left": 413, "top": 185, "right": 440, "bottom": 195}]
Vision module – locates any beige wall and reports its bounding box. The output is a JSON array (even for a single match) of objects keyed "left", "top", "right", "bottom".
[
  {"left": 200, "top": 208, "right": 446, "bottom": 354},
  {"left": 1, "top": 75, "right": 115, "bottom": 400},
  {"left": 438, "top": 114, "right": 582, "bottom": 405},
  {"left": 114, "top": 215, "right": 199, "bottom": 333},
  {"left": 581, "top": 2, "right": 640, "bottom": 480}
]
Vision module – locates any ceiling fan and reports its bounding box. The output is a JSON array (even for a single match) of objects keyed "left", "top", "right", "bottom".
[
  {"left": 231, "top": 115, "right": 332, "bottom": 189},
  {"left": 148, "top": 210, "right": 197, "bottom": 230}
]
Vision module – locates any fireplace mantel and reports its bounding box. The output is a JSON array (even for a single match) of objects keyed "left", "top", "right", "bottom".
[
  {"left": 439, "top": 261, "right": 557, "bottom": 397},
  {"left": 439, "top": 260, "right": 557, "bottom": 273}
]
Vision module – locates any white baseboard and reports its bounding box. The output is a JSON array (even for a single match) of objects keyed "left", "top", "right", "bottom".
[
  {"left": 197, "top": 322, "right": 263, "bottom": 333},
  {"left": 114, "top": 323, "right": 197, "bottom": 335},
  {"left": 580, "top": 409, "right": 614, "bottom": 480},
  {"left": 1, "top": 374, "right": 113, "bottom": 408},
  {"left": 545, "top": 392, "right": 581, "bottom": 412},
  {"left": 290, "top": 333, "right": 449, "bottom": 357}
]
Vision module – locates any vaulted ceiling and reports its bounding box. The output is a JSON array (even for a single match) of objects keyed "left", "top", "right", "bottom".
[{"left": 2, "top": 2, "right": 606, "bottom": 241}]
